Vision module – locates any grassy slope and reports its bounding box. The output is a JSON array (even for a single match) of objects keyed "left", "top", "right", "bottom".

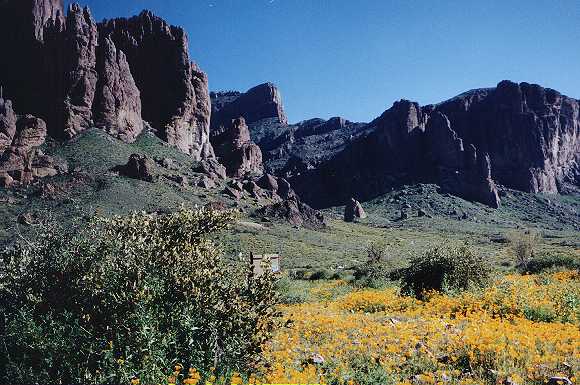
[{"left": 0, "top": 128, "right": 578, "bottom": 273}]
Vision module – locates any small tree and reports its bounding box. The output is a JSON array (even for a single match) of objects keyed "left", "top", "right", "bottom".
[
  {"left": 0, "top": 208, "right": 280, "bottom": 385},
  {"left": 507, "top": 230, "right": 541, "bottom": 270},
  {"left": 353, "top": 241, "right": 402, "bottom": 288}
]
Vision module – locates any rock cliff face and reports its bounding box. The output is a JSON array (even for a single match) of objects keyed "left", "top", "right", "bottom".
[
  {"left": 62, "top": 4, "right": 98, "bottom": 138},
  {"left": 425, "top": 112, "right": 500, "bottom": 208},
  {"left": 434, "top": 81, "right": 580, "bottom": 194},
  {"left": 273, "top": 81, "right": 579, "bottom": 209},
  {"left": 0, "top": 1, "right": 214, "bottom": 158},
  {"left": 93, "top": 37, "right": 143, "bottom": 142},
  {"left": 211, "top": 83, "right": 288, "bottom": 131},
  {"left": 211, "top": 117, "right": 263, "bottom": 178},
  {"left": 99, "top": 11, "right": 213, "bottom": 158}
]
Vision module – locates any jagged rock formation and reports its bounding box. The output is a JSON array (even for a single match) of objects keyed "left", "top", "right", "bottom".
[
  {"left": 272, "top": 81, "right": 579, "bottom": 209},
  {"left": 434, "top": 81, "right": 580, "bottom": 193},
  {"left": 0, "top": 98, "right": 63, "bottom": 187},
  {"left": 344, "top": 198, "right": 367, "bottom": 222},
  {"left": 62, "top": 4, "right": 98, "bottom": 138},
  {"left": 255, "top": 196, "right": 326, "bottom": 229},
  {"left": 211, "top": 117, "right": 263, "bottom": 178},
  {"left": 0, "top": 1, "right": 214, "bottom": 158},
  {"left": 93, "top": 37, "right": 143, "bottom": 142},
  {"left": 99, "top": 11, "right": 214, "bottom": 158},
  {"left": 211, "top": 83, "right": 288, "bottom": 131}
]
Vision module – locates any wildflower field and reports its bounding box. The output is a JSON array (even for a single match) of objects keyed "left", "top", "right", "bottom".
[{"left": 262, "top": 272, "right": 579, "bottom": 385}]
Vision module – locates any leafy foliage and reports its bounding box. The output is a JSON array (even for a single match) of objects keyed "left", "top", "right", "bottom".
[
  {"left": 401, "top": 243, "right": 491, "bottom": 298},
  {"left": 0, "top": 208, "right": 280, "bottom": 384}
]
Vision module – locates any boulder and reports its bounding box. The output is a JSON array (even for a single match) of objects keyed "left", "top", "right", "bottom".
[
  {"left": 196, "top": 175, "right": 216, "bottom": 189},
  {"left": 93, "top": 36, "right": 143, "bottom": 142},
  {"left": 224, "top": 186, "right": 242, "bottom": 200},
  {"left": 194, "top": 159, "right": 227, "bottom": 181},
  {"left": 114, "top": 153, "right": 156, "bottom": 182},
  {"left": 344, "top": 198, "right": 367, "bottom": 222},
  {"left": 277, "top": 177, "right": 296, "bottom": 200}
]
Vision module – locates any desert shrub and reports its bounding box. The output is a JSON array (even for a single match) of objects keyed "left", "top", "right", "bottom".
[
  {"left": 308, "top": 269, "right": 332, "bottom": 280},
  {"left": 507, "top": 229, "right": 541, "bottom": 270},
  {"left": 521, "top": 253, "right": 578, "bottom": 274},
  {"left": 353, "top": 241, "right": 403, "bottom": 288},
  {"left": 0, "top": 208, "right": 280, "bottom": 385},
  {"left": 401, "top": 243, "right": 491, "bottom": 298}
]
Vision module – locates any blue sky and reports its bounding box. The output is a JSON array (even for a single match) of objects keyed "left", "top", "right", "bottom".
[{"left": 65, "top": 0, "right": 580, "bottom": 123}]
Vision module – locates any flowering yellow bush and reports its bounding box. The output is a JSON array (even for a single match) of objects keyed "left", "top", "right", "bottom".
[{"left": 261, "top": 272, "right": 579, "bottom": 385}]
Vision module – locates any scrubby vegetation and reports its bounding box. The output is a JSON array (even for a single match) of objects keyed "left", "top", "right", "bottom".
[
  {"left": 0, "top": 208, "right": 279, "bottom": 385},
  {"left": 401, "top": 243, "right": 492, "bottom": 298}
]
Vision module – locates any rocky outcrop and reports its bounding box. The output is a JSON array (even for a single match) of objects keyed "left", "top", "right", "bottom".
[
  {"left": 344, "top": 198, "right": 367, "bottom": 222},
  {"left": 211, "top": 83, "right": 288, "bottom": 131},
  {"left": 256, "top": 196, "right": 326, "bottom": 229},
  {"left": 283, "top": 81, "right": 579, "bottom": 209},
  {"left": 426, "top": 112, "right": 500, "bottom": 208},
  {"left": 211, "top": 117, "right": 263, "bottom": 178},
  {"left": 434, "top": 81, "right": 580, "bottom": 193},
  {"left": 62, "top": 4, "right": 98, "bottom": 138},
  {"left": 0, "top": 2, "right": 214, "bottom": 159},
  {"left": 99, "top": 11, "right": 214, "bottom": 159},
  {"left": 113, "top": 153, "right": 156, "bottom": 182},
  {"left": 0, "top": 98, "right": 63, "bottom": 187},
  {"left": 93, "top": 37, "right": 143, "bottom": 142}
]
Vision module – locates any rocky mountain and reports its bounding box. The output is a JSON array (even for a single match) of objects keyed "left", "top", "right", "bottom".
[
  {"left": 214, "top": 81, "right": 579, "bottom": 209},
  {"left": 210, "top": 82, "right": 287, "bottom": 131},
  {"left": 210, "top": 84, "right": 371, "bottom": 176},
  {"left": 0, "top": 0, "right": 214, "bottom": 161}
]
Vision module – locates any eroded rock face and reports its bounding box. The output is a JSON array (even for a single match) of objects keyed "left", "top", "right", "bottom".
[
  {"left": 62, "top": 4, "right": 98, "bottom": 138},
  {"left": 211, "top": 83, "right": 288, "bottom": 131},
  {"left": 426, "top": 112, "right": 500, "bottom": 208},
  {"left": 434, "top": 81, "right": 580, "bottom": 193},
  {"left": 99, "top": 11, "right": 213, "bottom": 159},
  {"left": 211, "top": 117, "right": 263, "bottom": 178},
  {"left": 287, "top": 81, "right": 579, "bottom": 209},
  {"left": 0, "top": 2, "right": 215, "bottom": 159},
  {"left": 93, "top": 37, "right": 143, "bottom": 142}
]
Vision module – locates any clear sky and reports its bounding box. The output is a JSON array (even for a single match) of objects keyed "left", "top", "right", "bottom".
[{"left": 64, "top": 0, "right": 580, "bottom": 124}]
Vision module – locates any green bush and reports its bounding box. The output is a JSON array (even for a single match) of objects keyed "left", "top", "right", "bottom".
[
  {"left": 401, "top": 243, "right": 491, "bottom": 298},
  {"left": 520, "top": 253, "right": 579, "bottom": 274},
  {"left": 0, "top": 208, "right": 280, "bottom": 385}
]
